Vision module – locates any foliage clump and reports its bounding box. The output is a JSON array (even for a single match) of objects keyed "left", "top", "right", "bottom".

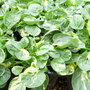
[{"left": 0, "top": 0, "right": 90, "bottom": 90}]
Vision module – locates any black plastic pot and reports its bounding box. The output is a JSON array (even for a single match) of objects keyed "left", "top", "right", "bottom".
[{"left": 46, "top": 72, "right": 73, "bottom": 90}]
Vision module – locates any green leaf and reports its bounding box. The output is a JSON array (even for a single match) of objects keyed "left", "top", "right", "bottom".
[
  {"left": 58, "top": 64, "right": 74, "bottom": 75},
  {"left": 53, "top": 33, "right": 72, "bottom": 47},
  {"left": 0, "top": 83, "right": 7, "bottom": 88},
  {"left": 49, "top": 49, "right": 61, "bottom": 58},
  {"left": 49, "top": 49, "right": 72, "bottom": 61},
  {"left": 76, "top": 29, "right": 89, "bottom": 43},
  {"left": 43, "top": 18, "right": 66, "bottom": 30},
  {"left": 6, "top": 40, "right": 19, "bottom": 57},
  {"left": 0, "top": 65, "right": 5, "bottom": 77},
  {"left": 72, "top": 68, "right": 84, "bottom": 90},
  {"left": 6, "top": 40, "right": 30, "bottom": 61},
  {"left": 66, "top": 0, "right": 77, "bottom": 6},
  {"left": 77, "top": 51, "right": 90, "bottom": 71},
  {"left": 52, "top": 8, "right": 67, "bottom": 17},
  {"left": 51, "top": 58, "right": 65, "bottom": 72},
  {"left": 8, "top": 77, "right": 26, "bottom": 90},
  {"left": 32, "top": 74, "right": 49, "bottom": 90},
  {"left": 59, "top": 49, "right": 72, "bottom": 61},
  {"left": 28, "top": 3, "right": 43, "bottom": 16},
  {"left": 19, "top": 37, "right": 29, "bottom": 48},
  {"left": 23, "top": 16, "right": 40, "bottom": 25},
  {"left": 53, "top": 33, "right": 78, "bottom": 48},
  {"left": 55, "top": 0, "right": 67, "bottom": 5},
  {"left": 72, "top": 68, "right": 90, "bottom": 90},
  {"left": 70, "top": 15, "right": 85, "bottom": 30},
  {"left": 24, "top": 67, "right": 38, "bottom": 73},
  {"left": 86, "top": 39, "right": 90, "bottom": 49},
  {"left": 39, "top": 54, "right": 49, "bottom": 60},
  {"left": 8, "top": 0, "right": 18, "bottom": 8},
  {"left": 37, "top": 60, "right": 47, "bottom": 68},
  {"left": 15, "top": 49, "right": 30, "bottom": 61},
  {"left": 41, "top": 0, "right": 54, "bottom": 11},
  {"left": 21, "top": 71, "right": 46, "bottom": 88},
  {"left": 12, "top": 66, "right": 23, "bottom": 75},
  {"left": 36, "top": 45, "right": 50, "bottom": 55},
  {"left": 0, "top": 20, "right": 3, "bottom": 27},
  {"left": 66, "top": 54, "right": 79, "bottom": 63},
  {"left": 42, "top": 74, "right": 49, "bottom": 89},
  {"left": 36, "top": 49, "right": 49, "bottom": 55},
  {"left": 0, "top": 65, "right": 11, "bottom": 85},
  {"left": 4, "top": 10, "right": 21, "bottom": 29},
  {"left": 81, "top": 8, "right": 90, "bottom": 18},
  {"left": 0, "top": 48, "right": 5, "bottom": 64},
  {"left": 19, "top": 0, "right": 31, "bottom": 3},
  {"left": 45, "top": 8, "right": 67, "bottom": 19},
  {"left": 0, "top": 8, "right": 5, "bottom": 19},
  {"left": 25, "top": 26, "right": 41, "bottom": 36}
]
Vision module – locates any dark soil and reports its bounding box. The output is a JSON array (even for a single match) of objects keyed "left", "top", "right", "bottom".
[{"left": 46, "top": 72, "right": 73, "bottom": 90}]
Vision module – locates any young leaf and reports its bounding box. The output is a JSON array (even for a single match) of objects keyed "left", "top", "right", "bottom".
[
  {"left": 19, "top": 37, "right": 29, "bottom": 48},
  {"left": 28, "top": 4, "right": 43, "bottom": 16},
  {"left": 70, "top": 15, "right": 85, "bottom": 30},
  {"left": 59, "top": 49, "right": 72, "bottom": 61},
  {"left": 6, "top": 40, "right": 20, "bottom": 57},
  {"left": 36, "top": 45, "right": 51, "bottom": 55},
  {"left": 58, "top": 64, "right": 74, "bottom": 75},
  {"left": 23, "top": 16, "right": 40, "bottom": 25},
  {"left": 25, "top": 26, "right": 41, "bottom": 36},
  {"left": 51, "top": 58, "right": 65, "bottom": 72},
  {"left": 49, "top": 49, "right": 61, "bottom": 58},
  {"left": 12, "top": 66, "right": 23, "bottom": 75},
  {"left": 15, "top": 49, "right": 31, "bottom": 61},
  {"left": 39, "top": 54, "right": 49, "bottom": 60},
  {"left": 4, "top": 11, "right": 21, "bottom": 29},
  {"left": 37, "top": 60, "right": 47, "bottom": 68}
]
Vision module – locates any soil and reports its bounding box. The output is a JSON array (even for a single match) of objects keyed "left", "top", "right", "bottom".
[
  {"left": 53, "top": 76, "right": 69, "bottom": 90},
  {"left": 46, "top": 72, "right": 73, "bottom": 90}
]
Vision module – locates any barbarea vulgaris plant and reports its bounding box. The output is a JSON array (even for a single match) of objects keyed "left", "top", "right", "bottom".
[{"left": 0, "top": 0, "right": 90, "bottom": 90}]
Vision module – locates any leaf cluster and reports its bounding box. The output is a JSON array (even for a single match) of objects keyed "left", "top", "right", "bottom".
[{"left": 0, "top": 0, "right": 90, "bottom": 90}]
